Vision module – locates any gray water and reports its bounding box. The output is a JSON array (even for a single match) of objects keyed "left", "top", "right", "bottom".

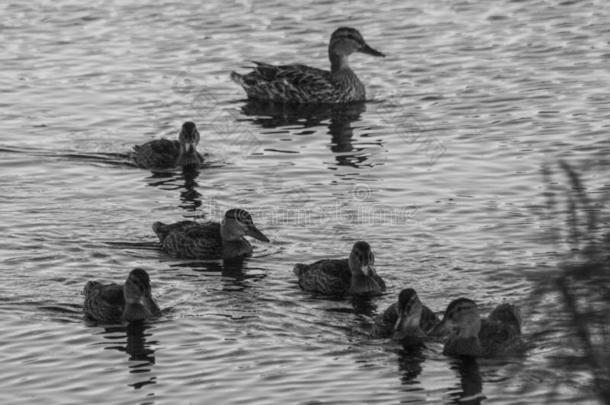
[{"left": 1, "top": 0, "right": 608, "bottom": 404}]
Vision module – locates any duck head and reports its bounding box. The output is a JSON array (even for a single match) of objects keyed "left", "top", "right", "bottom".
[
  {"left": 430, "top": 298, "right": 481, "bottom": 339},
  {"left": 328, "top": 27, "right": 385, "bottom": 70},
  {"left": 177, "top": 121, "right": 201, "bottom": 167},
  {"left": 122, "top": 268, "right": 154, "bottom": 322},
  {"left": 220, "top": 208, "right": 270, "bottom": 243},
  {"left": 392, "top": 288, "right": 425, "bottom": 340},
  {"left": 347, "top": 241, "right": 376, "bottom": 277}
]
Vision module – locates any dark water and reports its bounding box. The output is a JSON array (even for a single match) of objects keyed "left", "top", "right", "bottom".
[{"left": 1, "top": 0, "right": 608, "bottom": 403}]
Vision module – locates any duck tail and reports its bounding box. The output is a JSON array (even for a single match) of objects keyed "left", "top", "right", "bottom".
[
  {"left": 83, "top": 281, "right": 101, "bottom": 296},
  {"left": 152, "top": 221, "right": 169, "bottom": 242},
  {"left": 293, "top": 263, "right": 307, "bottom": 277},
  {"left": 489, "top": 303, "right": 522, "bottom": 334},
  {"left": 230, "top": 71, "right": 246, "bottom": 87}
]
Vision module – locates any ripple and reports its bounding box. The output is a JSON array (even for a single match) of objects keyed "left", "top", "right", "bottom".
[{"left": 0, "top": 0, "right": 608, "bottom": 403}]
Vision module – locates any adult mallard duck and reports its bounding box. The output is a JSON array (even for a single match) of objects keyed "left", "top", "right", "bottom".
[
  {"left": 153, "top": 208, "right": 270, "bottom": 260},
  {"left": 293, "top": 241, "right": 386, "bottom": 296},
  {"left": 373, "top": 288, "right": 439, "bottom": 347},
  {"left": 430, "top": 298, "right": 524, "bottom": 357},
  {"left": 83, "top": 268, "right": 161, "bottom": 324},
  {"left": 132, "top": 121, "right": 204, "bottom": 169},
  {"left": 230, "top": 27, "right": 385, "bottom": 104}
]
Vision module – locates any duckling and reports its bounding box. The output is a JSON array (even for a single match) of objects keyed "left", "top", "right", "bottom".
[
  {"left": 133, "top": 121, "right": 204, "bottom": 169},
  {"left": 293, "top": 241, "right": 386, "bottom": 296},
  {"left": 153, "top": 208, "right": 270, "bottom": 260},
  {"left": 83, "top": 268, "right": 161, "bottom": 323},
  {"left": 231, "top": 27, "right": 385, "bottom": 104},
  {"left": 373, "top": 288, "right": 439, "bottom": 346},
  {"left": 430, "top": 298, "right": 524, "bottom": 357}
]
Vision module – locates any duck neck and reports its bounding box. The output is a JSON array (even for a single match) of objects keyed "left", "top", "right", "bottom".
[
  {"left": 222, "top": 239, "right": 252, "bottom": 260},
  {"left": 444, "top": 336, "right": 483, "bottom": 357},
  {"left": 121, "top": 303, "right": 151, "bottom": 322},
  {"left": 220, "top": 221, "right": 242, "bottom": 243},
  {"left": 329, "top": 52, "right": 351, "bottom": 74},
  {"left": 349, "top": 273, "right": 379, "bottom": 295},
  {"left": 444, "top": 321, "right": 483, "bottom": 356}
]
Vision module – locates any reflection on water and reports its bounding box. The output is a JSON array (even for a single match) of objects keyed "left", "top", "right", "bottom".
[
  {"left": 1, "top": 0, "right": 608, "bottom": 403},
  {"left": 172, "top": 259, "right": 267, "bottom": 292},
  {"left": 397, "top": 347, "right": 425, "bottom": 384},
  {"left": 146, "top": 169, "right": 203, "bottom": 212},
  {"left": 95, "top": 322, "right": 158, "bottom": 390},
  {"left": 239, "top": 101, "right": 374, "bottom": 168},
  {"left": 447, "top": 357, "right": 484, "bottom": 405}
]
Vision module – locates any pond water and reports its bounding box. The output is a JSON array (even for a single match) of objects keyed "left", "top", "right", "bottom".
[{"left": 1, "top": 0, "right": 608, "bottom": 404}]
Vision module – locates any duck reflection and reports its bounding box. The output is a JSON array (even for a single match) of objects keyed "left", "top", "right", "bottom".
[
  {"left": 238, "top": 101, "right": 373, "bottom": 168},
  {"left": 99, "top": 322, "right": 158, "bottom": 389},
  {"left": 146, "top": 168, "right": 202, "bottom": 211},
  {"left": 171, "top": 259, "right": 267, "bottom": 292},
  {"left": 397, "top": 346, "right": 426, "bottom": 384},
  {"left": 446, "top": 357, "right": 484, "bottom": 404},
  {"left": 350, "top": 294, "right": 378, "bottom": 317}
]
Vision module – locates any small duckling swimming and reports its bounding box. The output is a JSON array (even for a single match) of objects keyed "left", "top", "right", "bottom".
[
  {"left": 373, "top": 288, "right": 439, "bottom": 347},
  {"left": 430, "top": 298, "right": 524, "bottom": 357},
  {"left": 133, "top": 121, "right": 204, "bottom": 169},
  {"left": 83, "top": 268, "right": 161, "bottom": 324},
  {"left": 293, "top": 241, "right": 386, "bottom": 296},
  {"left": 153, "top": 208, "right": 270, "bottom": 260},
  {"left": 231, "top": 27, "right": 385, "bottom": 104}
]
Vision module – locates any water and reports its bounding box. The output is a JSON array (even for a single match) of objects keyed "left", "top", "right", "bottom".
[{"left": 1, "top": 0, "right": 608, "bottom": 403}]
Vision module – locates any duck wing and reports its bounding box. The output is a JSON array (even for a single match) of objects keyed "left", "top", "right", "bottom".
[
  {"left": 420, "top": 304, "right": 440, "bottom": 333},
  {"left": 83, "top": 281, "right": 124, "bottom": 323},
  {"left": 479, "top": 318, "right": 524, "bottom": 356},
  {"left": 158, "top": 221, "right": 223, "bottom": 259},
  {"left": 232, "top": 62, "right": 336, "bottom": 103},
  {"left": 293, "top": 258, "right": 351, "bottom": 295},
  {"left": 372, "top": 302, "right": 398, "bottom": 338},
  {"left": 488, "top": 303, "right": 522, "bottom": 334},
  {"left": 133, "top": 139, "right": 181, "bottom": 169}
]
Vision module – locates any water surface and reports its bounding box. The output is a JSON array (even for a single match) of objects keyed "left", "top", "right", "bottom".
[{"left": 1, "top": 0, "right": 608, "bottom": 404}]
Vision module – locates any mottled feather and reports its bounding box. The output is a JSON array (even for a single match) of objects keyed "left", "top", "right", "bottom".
[
  {"left": 83, "top": 281, "right": 124, "bottom": 323},
  {"left": 442, "top": 302, "right": 524, "bottom": 357},
  {"left": 153, "top": 220, "right": 224, "bottom": 259},
  {"left": 373, "top": 302, "right": 438, "bottom": 338},
  {"left": 293, "top": 258, "right": 385, "bottom": 296}
]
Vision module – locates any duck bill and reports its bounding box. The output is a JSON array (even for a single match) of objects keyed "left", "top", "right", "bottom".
[
  {"left": 429, "top": 318, "right": 451, "bottom": 337},
  {"left": 359, "top": 43, "right": 385, "bottom": 57},
  {"left": 246, "top": 225, "right": 270, "bottom": 242}
]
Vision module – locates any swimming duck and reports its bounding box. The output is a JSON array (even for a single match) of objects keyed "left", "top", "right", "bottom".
[
  {"left": 83, "top": 268, "right": 161, "bottom": 324},
  {"left": 153, "top": 208, "right": 270, "bottom": 260},
  {"left": 230, "top": 27, "right": 385, "bottom": 104},
  {"left": 132, "top": 121, "right": 204, "bottom": 169},
  {"left": 293, "top": 241, "right": 386, "bottom": 296},
  {"left": 373, "top": 288, "right": 439, "bottom": 346},
  {"left": 430, "top": 298, "right": 524, "bottom": 357}
]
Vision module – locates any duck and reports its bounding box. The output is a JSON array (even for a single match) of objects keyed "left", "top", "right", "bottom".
[
  {"left": 430, "top": 298, "right": 524, "bottom": 357},
  {"left": 153, "top": 208, "right": 270, "bottom": 260},
  {"left": 373, "top": 288, "right": 439, "bottom": 347},
  {"left": 132, "top": 121, "right": 204, "bottom": 169},
  {"left": 83, "top": 268, "right": 161, "bottom": 323},
  {"left": 230, "top": 27, "right": 385, "bottom": 104},
  {"left": 293, "top": 241, "right": 386, "bottom": 296}
]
